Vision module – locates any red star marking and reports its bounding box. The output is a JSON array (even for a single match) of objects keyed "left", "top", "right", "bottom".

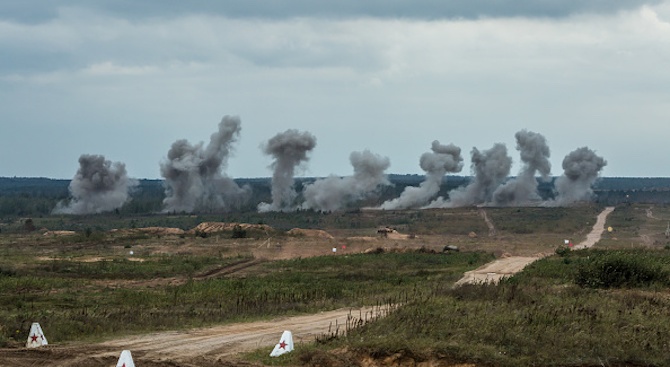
[
  {"left": 279, "top": 340, "right": 287, "bottom": 349},
  {"left": 30, "top": 334, "right": 38, "bottom": 342},
  {"left": 121, "top": 364, "right": 126, "bottom": 367}
]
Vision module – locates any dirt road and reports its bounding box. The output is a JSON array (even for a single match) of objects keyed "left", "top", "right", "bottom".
[
  {"left": 453, "top": 255, "right": 542, "bottom": 286},
  {"left": 455, "top": 206, "right": 615, "bottom": 286},
  {"left": 572, "top": 207, "right": 615, "bottom": 250},
  {"left": 0, "top": 306, "right": 390, "bottom": 367},
  {"left": 478, "top": 209, "right": 496, "bottom": 237}
]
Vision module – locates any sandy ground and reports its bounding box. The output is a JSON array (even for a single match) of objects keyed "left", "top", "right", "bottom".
[
  {"left": 0, "top": 306, "right": 393, "bottom": 367},
  {"left": 454, "top": 207, "right": 615, "bottom": 286}
]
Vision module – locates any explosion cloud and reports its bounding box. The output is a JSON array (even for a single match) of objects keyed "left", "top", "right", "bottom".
[
  {"left": 552, "top": 147, "right": 607, "bottom": 205},
  {"left": 379, "top": 140, "right": 463, "bottom": 210},
  {"left": 160, "top": 115, "right": 251, "bottom": 213},
  {"left": 258, "top": 129, "right": 317, "bottom": 212},
  {"left": 492, "top": 130, "right": 551, "bottom": 206},
  {"left": 426, "top": 143, "right": 512, "bottom": 208},
  {"left": 301, "top": 150, "right": 391, "bottom": 211},
  {"left": 53, "top": 154, "right": 138, "bottom": 214}
]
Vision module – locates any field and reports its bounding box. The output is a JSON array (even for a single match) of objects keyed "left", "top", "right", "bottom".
[{"left": 1, "top": 204, "right": 670, "bottom": 366}]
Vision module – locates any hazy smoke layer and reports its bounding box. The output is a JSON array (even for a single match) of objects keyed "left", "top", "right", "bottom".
[
  {"left": 427, "top": 143, "right": 512, "bottom": 208},
  {"left": 161, "top": 116, "right": 251, "bottom": 213},
  {"left": 379, "top": 140, "right": 463, "bottom": 210},
  {"left": 492, "top": 130, "right": 551, "bottom": 206},
  {"left": 301, "top": 150, "right": 391, "bottom": 211},
  {"left": 552, "top": 147, "right": 607, "bottom": 205},
  {"left": 258, "top": 129, "right": 317, "bottom": 212},
  {"left": 53, "top": 154, "right": 138, "bottom": 214}
]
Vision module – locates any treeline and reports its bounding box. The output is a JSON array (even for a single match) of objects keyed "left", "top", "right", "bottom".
[{"left": 1, "top": 176, "right": 670, "bottom": 217}]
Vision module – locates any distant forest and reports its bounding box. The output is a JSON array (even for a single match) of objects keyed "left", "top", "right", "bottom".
[{"left": 1, "top": 175, "right": 670, "bottom": 217}]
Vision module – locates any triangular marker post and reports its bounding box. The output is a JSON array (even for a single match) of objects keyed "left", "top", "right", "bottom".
[
  {"left": 116, "top": 350, "right": 136, "bottom": 367},
  {"left": 25, "top": 322, "right": 48, "bottom": 348},
  {"left": 270, "top": 330, "right": 294, "bottom": 357}
]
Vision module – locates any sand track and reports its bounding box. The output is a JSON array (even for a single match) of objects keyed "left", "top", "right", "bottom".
[
  {"left": 455, "top": 207, "right": 615, "bottom": 286},
  {"left": 0, "top": 306, "right": 390, "bottom": 367}
]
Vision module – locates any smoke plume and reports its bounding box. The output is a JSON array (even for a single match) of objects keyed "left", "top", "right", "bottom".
[
  {"left": 53, "top": 154, "right": 138, "bottom": 214},
  {"left": 426, "top": 143, "right": 512, "bottom": 208},
  {"left": 161, "top": 115, "right": 251, "bottom": 213},
  {"left": 258, "top": 129, "right": 317, "bottom": 212},
  {"left": 492, "top": 130, "right": 551, "bottom": 206},
  {"left": 379, "top": 140, "right": 463, "bottom": 210},
  {"left": 552, "top": 147, "right": 607, "bottom": 205},
  {"left": 301, "top": 150, "right": 391, "bottom": 211}
]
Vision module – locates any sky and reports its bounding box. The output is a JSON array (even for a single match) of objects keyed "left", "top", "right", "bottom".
[{"left": 1, "top": 0, "right": 669, "bottom": 180}]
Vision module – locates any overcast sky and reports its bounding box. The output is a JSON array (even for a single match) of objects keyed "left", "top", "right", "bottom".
[{"left": 1, "top": 0, "right": 669, "bottom": 179}]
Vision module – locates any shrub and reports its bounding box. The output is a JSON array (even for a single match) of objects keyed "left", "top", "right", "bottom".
[
  {"left": 231, "top": 225, "right": 247, "bottom": 239},
  {"left": 555, "top": 245, "right": 570, "bottom": 257},
  {"left": 575, "top": 252, "right": 670, "bottom": 288}
]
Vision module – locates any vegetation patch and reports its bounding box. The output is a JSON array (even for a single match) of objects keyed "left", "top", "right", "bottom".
[
  {"left": 0, "top": 250, "right": 489, "bottom": 346},
  {"left": 311, "top": 249, "right": 670, "bottom": 366},
  {"left": 575, "top": 250, "right": 670, "bottom": 288}
]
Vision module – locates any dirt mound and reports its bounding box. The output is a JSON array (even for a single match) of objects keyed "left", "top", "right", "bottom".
[
  {"left": 346, "top": 236, "right": 379, "bottom": 242},
  {"left": 386, "top": 232, "right": 413, "bottom": 240},
  {"left": 377, "top": 227, "right": 414, "bottom": 240},
  {"left": 287, "top": 228, "right": 334, "bottom": 239},
  {"left": 356, "top": 351, "right": 476, "bottom": 367},
  {"left": 363, "top": 246, "right": 437, "bottom": 254},
  {"left": 42, "top": 230, "right": 76, "bottom": 236},
  {"left": 189, "top": 222, "right": 273, "bottom": 234},
  {"left": 108, "top": 227, "right": 185, "bottom": 236},
  {"left": 135, "top": 227, "right": 185, "bottom": 235}
]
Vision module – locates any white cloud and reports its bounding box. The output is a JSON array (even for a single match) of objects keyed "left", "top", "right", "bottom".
[
  {"left": 2, "top": 3, "right": 670, "bottom": 178},
  {"left": 82, "top": 61, "right": 158, "bottom": 76}
]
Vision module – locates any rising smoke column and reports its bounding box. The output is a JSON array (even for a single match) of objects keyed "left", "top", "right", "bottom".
[
  {"left": 492, "top": 130, "right": 551, "bottom": 206},
  {"left": 379, "top": 140, "right": 463, "bottom": 210},
  {"left": 551, "top": 147, "right": 607, "bottom": 205},
  {"left": 301, "top": 150, "right": 391, "bottom": 212},
  {"left": 257, "top": 129, "right": 317, "bottom": 212},
  {"left": 426, "top": 143, "right": 512, "bottom": 208},
  {"left": 161, "top": 115, "right": 251, "bottom": 213},
  {"left": 53, "top": 154, "right": 138, "bottom": 214}
]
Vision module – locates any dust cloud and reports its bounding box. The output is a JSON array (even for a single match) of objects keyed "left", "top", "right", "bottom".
[
  {"left": 53, "top": 154, "right": 138, "bottom": 214},
  {"left": 257, "top": 129, "right": 317, "bottom": 212},
  {"left": 160, "top": 116, "right": 251, "bottom": 213}
]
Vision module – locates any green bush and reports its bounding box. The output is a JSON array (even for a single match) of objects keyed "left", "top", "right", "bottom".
[
  {"left": 575, "top": 252, "right": 670, "bottom": 288},
  {"left": 555, "top": 245, "right": 570, "bottom": 257}
]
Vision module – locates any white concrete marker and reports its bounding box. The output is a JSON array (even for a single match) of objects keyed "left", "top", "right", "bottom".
[
  {"left": 25, "top": 322, "right": 48, "bottom": 348},
  {"left": 270, "top": 330, "right": 294, "bottom": 357},
  {"left": 116, "top": 350, "right": 136, "bottom": 367}
]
